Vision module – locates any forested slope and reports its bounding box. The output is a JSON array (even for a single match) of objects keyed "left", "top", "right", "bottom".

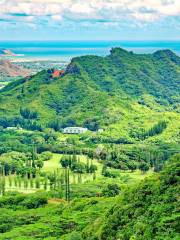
[
  {"left": 83, "top": 154, "right": 180, "bottom": 240},
  {"left": 0, "top": 48, "right": 179, "bottom": 142},
  {"left": 0, "top": 155, "right": 179, "bottom": 240}
]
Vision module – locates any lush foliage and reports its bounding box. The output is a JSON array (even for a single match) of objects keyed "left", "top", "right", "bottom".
[
  {"left": 84, "top": 154, "right": 180, "bottom": 240},
  {"left": 0, "top": 48, "right": 179, "bottom": 239},
  {"left": 0, "top": 48, "right": 179, "bottom": 143},
  {"left": 0, "top": 155, "right": 179, "bottom": 239}
]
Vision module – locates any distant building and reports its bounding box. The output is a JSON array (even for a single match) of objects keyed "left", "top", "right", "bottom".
[
  {"left": 52, "top": 69, "right": 65, "bottom": 78},
  {"left": 6, "top": 127, "right": 23, "bottom": 131},
  {"left": 62, "top": 127, "right": 88, "bottom": 134},
  {"left": 6, "top": 127, "right": 17, "bottom": 130},
  {"left": 98, "top": 129, "right": 104, "bottom": 133}
]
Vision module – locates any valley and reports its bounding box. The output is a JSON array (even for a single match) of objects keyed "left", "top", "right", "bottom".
[{"left": 0, "top": 48, "right": 179, "bottom": 239}]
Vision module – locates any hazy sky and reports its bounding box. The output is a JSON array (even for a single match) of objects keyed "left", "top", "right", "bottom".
[{"left": 0, "top": 0, "right": 180, "bottom": 40}]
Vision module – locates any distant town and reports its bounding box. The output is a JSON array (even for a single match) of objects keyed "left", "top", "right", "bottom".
[
  {"left": 0, "top": 49, "right": 68, "bottom": 89},
  {"left": 14, "top": 60, "right": 67, "bottom": 75}
]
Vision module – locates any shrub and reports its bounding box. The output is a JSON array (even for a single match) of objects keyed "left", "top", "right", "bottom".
[
  {"left": 20, "top": 194, "right": 47, "bottom": 209},
  {"left": 102, "top": 184, "right": 120, "bottom": 197}
]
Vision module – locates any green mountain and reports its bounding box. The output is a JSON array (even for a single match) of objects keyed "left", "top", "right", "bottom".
[
  {"left": 0, "top": 48, "right": 179, "bottom": 142},
  {"left": 0, "top": 48, "right": 179, "bottom": 240}
]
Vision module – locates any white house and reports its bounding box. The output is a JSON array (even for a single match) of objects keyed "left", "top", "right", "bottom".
[
  {"left": 98, "top": 129, "right": 104, "bottom": 133},
  {"left": 62, "top": 127, "right": 88, "bottom": 134},
  {"left": 6, "top": 127, "right": 23, "bottom": 131}
]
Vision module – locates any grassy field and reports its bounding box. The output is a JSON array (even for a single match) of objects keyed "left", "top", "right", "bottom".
[
  {"left": 2, "top": 153, "right": 154, "bottom": 195},
  {"left": 43, "top": 153, "right": 153, "bottom": 184},
  {"left": 43, "top": 153, "right": 103, "bottom": 184},
  {"left": 43, "top": 153, "right": 61, "bottom": 172},
  {"left": 43, "top": 154, "right": 102, "bottom": 173}
]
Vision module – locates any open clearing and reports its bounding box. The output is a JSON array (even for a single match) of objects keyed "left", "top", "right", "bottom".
[
  {"left": 43, "top": 153, "right": 153, "bottom": 183},
  {"left": 3, "top": 153, "right": 153, "bottom": 194}
]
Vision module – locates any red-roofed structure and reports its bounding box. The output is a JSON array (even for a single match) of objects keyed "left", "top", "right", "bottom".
[{"left": 52, "top": 69, "right": 65, "bottom": 78}]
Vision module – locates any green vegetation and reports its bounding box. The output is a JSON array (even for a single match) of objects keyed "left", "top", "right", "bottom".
[
  {"left": 0, "top": 154, "right": 179, "bottom": 239},
  {"left": 0, "top": 48, "right": 179, "bottom": 239},
  {"left": 84, "top": 154, "right": 180, "bottom": 240},
  {"left": 0, "top": 48, "right": 179, "bottom": 143}
]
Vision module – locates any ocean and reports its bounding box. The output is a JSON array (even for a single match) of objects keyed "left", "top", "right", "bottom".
[{"left": 0, "top": 40, "right": 179, "bottom": 61}]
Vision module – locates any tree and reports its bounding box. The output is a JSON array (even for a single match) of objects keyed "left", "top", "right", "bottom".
[
  {"left": 60, "top": 156, "right": 70, "bottom": 168},
  {"left": 20, "top": 107, "right": 38, "bottom": 120},
  {"left": 64, "top": 168, "right": 70, "bottom": 202},
  {"left": 84, "top": 119, "right": 99, "bottom": 131},
  {"left": 86, "top": 157, "right": 90, "bottom": 173},
  {"left": 32, "top": 146, "right": 38, "bottom": 161},
  {"left": 43, "top": 177, "right": 48, "bottom": 190},
  {"left": 143, "top": 121, "right": 167, "bottom": 138},
  {"left": 127, "top": 161, "right": 137, "bottom": 172},
  {"left": 36, "top": 160, "right": 44, "bottom": 170},
  {"left": 48, "top": 173, "right": 56, "bottom": 190},
  {"left": 154, "top": 164, "right": 163, "bottom": 172},
  {"left": 139, "top": 162, "right": 149, "bottom": 174},
  {"left": 102, "top": 184, "right": 120, "bottom": 197},
  {"left": 39, "top": 151, "right": 53, "bottom": 161},
  {"left": 89, "top": 164, "right": 97, "bottom": 173},
  {"left": 102, "top": 165, "right": 107, "bottom": 175},
  {"left": 35, "top": 177, "right": 41, "bottom": 189},
  {"left": 71, "top": 162, "right": 86, "bottom": 174}
]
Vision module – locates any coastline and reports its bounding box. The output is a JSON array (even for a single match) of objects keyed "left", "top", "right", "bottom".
[{"left": 10, "top": 58, "right": 69, "bottom": 63}]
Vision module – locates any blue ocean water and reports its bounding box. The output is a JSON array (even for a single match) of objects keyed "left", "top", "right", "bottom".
[{"left": 0, "top": 41, "right": 179, "bottom": 61}]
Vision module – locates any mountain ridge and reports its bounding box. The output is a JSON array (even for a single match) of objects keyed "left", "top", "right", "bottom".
[
  {"left": 0, "top": 48, "right": 179, "bottom": 143},
  {"left": 0, "top": 59, "right": 30, "bottom": 77}
]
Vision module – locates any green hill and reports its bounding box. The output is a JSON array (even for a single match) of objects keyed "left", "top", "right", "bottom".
[
  {"left": 0, "top": 154, "right": 179, "bottom": 240},
  {"left": 0, "top": 48, "right": 179, "bottom": 142},
  {"left": 0, "top": 48, "right": 179, "bottom": 239},
  {"left": 83, "top": 154, "right": 180, "bottom": 240}
]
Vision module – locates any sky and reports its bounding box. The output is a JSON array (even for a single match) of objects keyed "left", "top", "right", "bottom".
[{"left": 0, "top": 0, "right": 180, "bottom": 41}]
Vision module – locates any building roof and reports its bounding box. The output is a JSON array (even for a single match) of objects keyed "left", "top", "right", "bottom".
[
  {"left": 63, "top": 127, "right": 87, "bottom": 130},
  {"left": 52, "top": 69, "right": 65, "bottom": 78}
]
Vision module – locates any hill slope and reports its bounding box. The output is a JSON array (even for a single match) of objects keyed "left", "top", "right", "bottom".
[
  {"left": 0, "top": 59, "right": 30, "bottom": 77},
  {"left": 0, "top": 48, "right": 179, "bottom": 142},
  {"left": 83, "top": 154, "right": 180, "bottom": 240},
  {"left": 0, "top": 49, "right": 15, "bottom": 56},
  {"left": 0, "top": 155, "right": 179, "bottom": 240}
]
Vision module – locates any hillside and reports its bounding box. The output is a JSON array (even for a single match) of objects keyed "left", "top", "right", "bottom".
[
  {"left": 0, "top": 48, "right": 179, "bottom": 240},
  {"left": 0, "top": 48, "right": 179, "bottom": 143},
  {"left": 0, "top": 49, "right": 17, "bottom": 56},
  {"left": 0, "top": 59, "right": 30, "bottom": 78},
  {"left": 83, "top": 154, "right": 180, "bottom": 240},
  {"left": 0, "top": 154, "right": 179, "bottom": 239}
]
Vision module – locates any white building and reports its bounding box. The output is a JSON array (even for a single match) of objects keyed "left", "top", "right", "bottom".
[
  {"left": 62, "top": 127, "right": 88, "bottom": 134},
  {"left": 98, "top": 129, "right": 104, "bottom": 133},
  {"left": 6, "top": 127, "right": 23, "bottom": 131}
]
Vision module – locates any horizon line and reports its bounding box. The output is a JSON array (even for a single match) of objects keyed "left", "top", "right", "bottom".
[{"left": 0, "top": 39, "right": 180, "bottom": 42}]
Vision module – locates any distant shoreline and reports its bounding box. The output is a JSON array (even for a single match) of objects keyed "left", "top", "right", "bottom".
[
  {"left": 0, "top": 41, "right": 180, "bottom": 64},
  {"left": 0, "top": 56, "right": 69, "bottom": 63},
  {"left": 10, "top": 58, "right": 69, "bottom": 63},
  {"left": 0, "top": 40, "right": 179, "bottom": 59}
]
